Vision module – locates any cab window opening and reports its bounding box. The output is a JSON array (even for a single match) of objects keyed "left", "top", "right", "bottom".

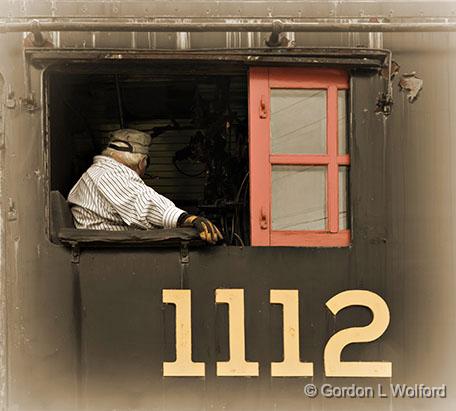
[{"left": 48, "top": 69, "right": 250, "bottom": 246}]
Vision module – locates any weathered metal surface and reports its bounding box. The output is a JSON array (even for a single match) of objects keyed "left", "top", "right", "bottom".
[
  {"left": 0, "top": 29, "right": 78, "bottom": 411},
  {"left": 25, "top": 48, "right": 389, "bottom": 70},
  {"left": 0, "top": 1, "right": 454, "bottom": 51},
  {"left": 0, "top": 71, "right": 7, "bottom": 411},
  {"left": 383, "top": 31, "right": 456, "bottom": 407},
  {"left": 398, "top": 72, "right": 424, "bottom": 102},
  {"left": 380, "top": 60, "right": 400, "bottom": 80}
]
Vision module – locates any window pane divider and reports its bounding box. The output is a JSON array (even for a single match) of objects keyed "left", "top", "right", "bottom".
[
  {"left": 270, "top": 154, "right": 349, "bottom": 165},
  {"left": 327, "top": 86, "right": 339, "bottom": 234}
]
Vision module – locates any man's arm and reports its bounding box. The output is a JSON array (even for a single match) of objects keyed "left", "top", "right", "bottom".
[
  {"left": 96, "top": 165, "right": 223, "bottom": 243},
  {"left": 96, "top": 168, "right": 186, "bottom": 229}
]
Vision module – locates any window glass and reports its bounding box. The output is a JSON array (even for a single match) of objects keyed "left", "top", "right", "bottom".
[
  {"left": 339, "top": 166, "right": 349, "bottom": 230},
  {"left": 338, "top": 90, "right": 348, "bottom": 155},
  {"left": 270, "top": 89, "right": 326, "bottom": 154},
  {"left": 271, "top": 165, "right": 326, "bottom": 230}
]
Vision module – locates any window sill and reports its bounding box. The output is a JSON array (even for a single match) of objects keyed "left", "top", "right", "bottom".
[
  {"left": 56, "top": 227, "right": 203, "bottom": 248},
  {"left": 269, "top": 230, "right": 351, "bottom": 247},
  {"left": 50, "top": 190, "right": 204, "bottom": 248}
]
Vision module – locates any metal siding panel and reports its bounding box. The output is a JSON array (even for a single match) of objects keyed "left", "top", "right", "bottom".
[
  {"left": 384, "top": 31, "right": 456, "bottom": 395},
  {"left": 0, "top": 33, "right": 79, "bottom": 411},
  {"left": 0, "top": 69, "right": 6, "bottom": 411}
]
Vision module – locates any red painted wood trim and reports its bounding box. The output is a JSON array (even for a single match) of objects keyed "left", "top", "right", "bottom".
[
  {"left": 337, "top": 155, "right": 350, "bottom": 165},
  {"left": 269, "top": 154, "right": 350, "bottom": 165},
  {"left": 249, "top": 67, "right": 271, "bottom": 246},
  {"left": 249, "top": 67, "right": 350, "bottom": 247},
  {"left": 327, "top": 86, "right": 339, "bottom": 233},
  {"left": 270, "top": 230, "right": 351, "bottom": 247},
  {"left": 269, "top": 67, "right": 349, "bottom": 89},
  {"left": 270, "top": 154, "right": 330, "bottom": 165}
]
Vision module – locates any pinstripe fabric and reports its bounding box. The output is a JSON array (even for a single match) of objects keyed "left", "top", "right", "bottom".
[{"left": 68, "top": 155, "right": 186, "bottom": 231}]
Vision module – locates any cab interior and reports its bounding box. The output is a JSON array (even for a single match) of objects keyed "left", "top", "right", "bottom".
[{"left": 47, "top": 64, "right": 250, "bottom": 246}]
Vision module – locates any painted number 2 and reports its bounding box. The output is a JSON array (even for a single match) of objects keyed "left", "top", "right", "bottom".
[{"left": 162, "top": 289, "right": 392, "bottom": 378}]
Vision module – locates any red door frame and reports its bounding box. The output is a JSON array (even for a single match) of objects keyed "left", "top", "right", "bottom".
[{"left": 249, "top": 67, "right": 350, "bottom": 247}]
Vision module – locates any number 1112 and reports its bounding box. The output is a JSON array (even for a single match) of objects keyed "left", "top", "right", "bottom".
[{"left": 162, "top": 289, "right": 392, "bottom": 378}]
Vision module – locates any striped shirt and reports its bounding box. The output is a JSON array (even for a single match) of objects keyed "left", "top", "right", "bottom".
[{"left": 68, "top": 155, "right": 186, "bottom": 231}]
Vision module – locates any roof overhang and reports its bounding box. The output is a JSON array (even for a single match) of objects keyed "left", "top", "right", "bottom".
[{"left": 26, "top": 47, "right": 389, "bottom": 73}]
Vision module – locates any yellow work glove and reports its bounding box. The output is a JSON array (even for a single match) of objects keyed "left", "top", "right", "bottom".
[{"left": 181, "top": 215, "right": 223, "bottom": 244}]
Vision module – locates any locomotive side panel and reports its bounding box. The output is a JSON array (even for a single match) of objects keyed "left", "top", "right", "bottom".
[
  {"left": 0, "top": 32, "right": 79, "bottom": 411},
  {"left": 0, "top": 1, "right": 455, "bottom": 411}
]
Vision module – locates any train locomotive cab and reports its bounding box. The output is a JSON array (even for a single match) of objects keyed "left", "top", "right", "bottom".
[
  {"left": 45, "top": 57, "right": 368, "bottom": 249},
  {"left": 35, "top": 50, "right": 390, "bottom": 410}
]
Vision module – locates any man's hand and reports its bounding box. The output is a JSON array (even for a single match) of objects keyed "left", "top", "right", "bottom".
[{"left": 181, "top": 215, "right": 223, "bottom": 244}]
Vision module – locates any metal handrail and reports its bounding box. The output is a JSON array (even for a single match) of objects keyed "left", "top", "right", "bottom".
[{"left": 2, "top": 19, "right": 456, "bottom": 33}]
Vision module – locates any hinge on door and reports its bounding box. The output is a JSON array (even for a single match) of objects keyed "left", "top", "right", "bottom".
[
  {"left": 20, "top": 92, "right": 40, "bottom": 112},
  {"left": 259, "top": 207, "right": 268, "bottom": 230},
  {"left": 6, "top": 85, "right": 16, "bottom": 110},
  {"left": 7, "top": 198, "right": 17, "bottom": 221},
  {"left": 259, "top": 95, "right": 268, "bottom": 119}
]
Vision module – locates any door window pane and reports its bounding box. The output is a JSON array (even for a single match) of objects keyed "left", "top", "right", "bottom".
[
  {"left": 339, "top": 166, "right": 349, "bottom": 230},
  {"left": 338, "top": 90, "right": 348, "bottom": 154},
  {"left": 271, "top": 89, "right": 326, "bottom": 154},
  {"left": 272, "top": 166, "right": 326, "bottom": 230}
]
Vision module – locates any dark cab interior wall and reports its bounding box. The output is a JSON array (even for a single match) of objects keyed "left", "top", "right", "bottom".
[{"left": 48, "top": 66, "right": 250, "bottom": 244}]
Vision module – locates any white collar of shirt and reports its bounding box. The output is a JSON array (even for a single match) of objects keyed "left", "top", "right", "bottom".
[{"left": 93, "top": 155, "right": 137, "bottom": 175}]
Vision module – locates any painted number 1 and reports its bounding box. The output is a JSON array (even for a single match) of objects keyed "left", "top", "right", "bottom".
[
  {"left": 270, "top": 290, "right": 313, "bottom": 377},
  {"left": 162, "top": 289, "right": 392, "bottom": 378}
]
